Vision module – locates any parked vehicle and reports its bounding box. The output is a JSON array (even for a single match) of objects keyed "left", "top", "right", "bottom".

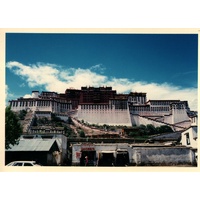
[{"left": 6, "top": 161, "right": 42, "bottom": 166}]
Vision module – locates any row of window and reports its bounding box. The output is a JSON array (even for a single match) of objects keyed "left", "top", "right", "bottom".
[
  {"left": 10, "top": 101, "right": 71, "bottom": 109},
  {"left": 150, "top": 101, "right": 178, "bottom": 105},
  {"left": 171, "top": 104, "right": 186, "bottom": 109},
  {"left": 11, "top": 101, "right": 36, "bottom": 107},
  {"left": 80, "top": 105, "right": 127, "bottom": 110},
  {"left": 11, "top": 101, "right": 185, "bottom": 112},
  {"left": 31, "top": 130, "right": 64, "bottom": 133},
  {"left": 80, "top": 105, "right": 113, "bottom": 109},
  {"left": 130, "top": 106, "right": 170, "bottom": 112},
  {"left": 80, "top": 110, "right": 128, "bottom": 113}
]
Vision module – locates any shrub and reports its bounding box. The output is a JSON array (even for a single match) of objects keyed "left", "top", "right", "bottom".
[{"left": 79, "top": 130, "right": 85, "bottom": 137}]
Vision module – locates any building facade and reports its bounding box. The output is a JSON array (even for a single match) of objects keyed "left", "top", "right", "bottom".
[
  {"left": 181, "top": 116, "right": 198, "bottom": 149},
  {"left": 71, "top": 142, "right": 196, "bottom": 166},
  {"left": 8, "top": 86, "right": 196, "bottom": 129},
  {"left": 9, "top": 91, "right": 72, "bottom": 113}
]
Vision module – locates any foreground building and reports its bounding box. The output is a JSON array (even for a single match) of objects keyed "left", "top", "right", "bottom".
[
  {"left": 71, "top": 142, "right": 196, "bottom": 166},
  {"left": 180, "top": 115, "right": 198, "bottom": 161},
  {"left": 5, "top": 133, "right": 68, "bottom": 166},
  {"left": 6, "top": 136, "right": 60, "bottom": 166}
]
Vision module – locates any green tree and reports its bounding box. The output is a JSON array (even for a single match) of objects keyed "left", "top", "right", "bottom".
[
  {"left": 128, "top": 131, "right": 136, "bottom": 137},
  {"left": 5, "top": 106, "right": 22, "bottom": 149},
  {"left": 51, "top": 113, "right": 61, "bottom": 122},
  {"left": 138, "top": 124, "right": 147, "bottom": 135},
  {"left": 64, "top": 125, "right": 73, "bottom": 137},
  {"left": 146, "top": 124, "right": 157, "bottom": 135},
  {"left": 156, "top": 125, "right": 173, "bottom": 133},
  {"left": 103, "top": 124, "right": 109, "bottom": 131},
  {"left": 67, "top": 117, "right": 74, "bottom": 125},
  {"left": 32, "top": 116, "right": 38, "bottom": 126},
  {"left": 18, "top": 109, "right": 27, "bottom": 120},
  {"left": 79, "top": 130, "right": 85, "bottom": 137}
]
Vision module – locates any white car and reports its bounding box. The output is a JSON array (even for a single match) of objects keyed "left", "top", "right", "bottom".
[{"left": 6, "top": 161, "right": 42, "bottom": 166}]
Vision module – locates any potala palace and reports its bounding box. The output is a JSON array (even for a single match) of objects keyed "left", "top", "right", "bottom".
[{"left": 9, "top": 86, "right": 197, "bottom": 132}]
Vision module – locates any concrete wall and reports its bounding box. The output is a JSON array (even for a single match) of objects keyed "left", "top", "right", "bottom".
[
  {"left": 131, "top": 146, "right": 196, "bottom": 166},
  {"left": 35, "top": 112, "right": 68, "bottom": 122},
  {"left": 47, "top": 153, "right": 58, "bottom": 165},
  {"left": 72, "top": 144, "right": 82, "bottom": 165},
  {"left": 55, "top": 114, "right": 68, "bottom": 122},
  {"left": 35, "top": 112, "right": 51, "bottom": 119},
  {"left": 53, "top": 134, "right": 68, "bottom": 165}
]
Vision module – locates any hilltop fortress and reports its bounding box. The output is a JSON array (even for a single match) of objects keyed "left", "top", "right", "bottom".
[{"left": 9, "top": 86, "right": 197, "bottom": 131}]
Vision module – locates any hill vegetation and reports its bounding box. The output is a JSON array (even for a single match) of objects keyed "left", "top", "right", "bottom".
[{"left": 17, "top": 109, "right": 174, "bottom": 141}]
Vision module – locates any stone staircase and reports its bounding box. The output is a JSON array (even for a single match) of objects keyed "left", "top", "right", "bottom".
[{"left": 20, "top": 111, "right": 35, "bottom": 133}]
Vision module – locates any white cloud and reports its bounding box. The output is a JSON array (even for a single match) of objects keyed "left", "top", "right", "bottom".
[
  {"left": 5, "top": 84, "right": 8, "bottom": 97},
  {"left": 19, "top": 83, "right": 26, "bottom": 87},
  {"left": 5, "top": 84, "right": 15, "bottom": 106},
  {"left": 23, "top": 94, "right": 32, "bottom": 98},
  {"left": 90, "top": 64, "right": 105, "bottom": 73},
  {"left": 6, "top": 61, "right": 198, "bottom": 111}
]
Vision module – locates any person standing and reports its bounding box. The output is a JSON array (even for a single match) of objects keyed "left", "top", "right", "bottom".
[{"left": 85, "top": 156, "right": 88, "bottom": 166}]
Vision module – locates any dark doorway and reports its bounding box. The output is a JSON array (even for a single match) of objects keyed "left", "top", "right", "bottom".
[
  {"left": 116, "top": 151, "right": 129, "bottom": 166},
  {"left": 98, "top": 152, "right": 115, "bottom": 166},
  {"left": 80, "top": 151, "right": 96, "bottom": 166}
]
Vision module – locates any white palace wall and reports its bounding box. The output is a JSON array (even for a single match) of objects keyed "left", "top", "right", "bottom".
[
  {"left": 163, "top": 114, "right": 173, "bottom": 124},
  {"left": 172, "top": 108, "right": 190, "bottom": 124},
  {"left": 131, "top": 114, "right": 168, "bottom": 127},
  {"left": 77, "top": 105, "right": 132, "bottom": 126}
]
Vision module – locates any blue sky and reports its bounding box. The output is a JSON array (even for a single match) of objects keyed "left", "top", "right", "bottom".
[{"left": 5, "top": 33, "right": 198, "bottom": 110}]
